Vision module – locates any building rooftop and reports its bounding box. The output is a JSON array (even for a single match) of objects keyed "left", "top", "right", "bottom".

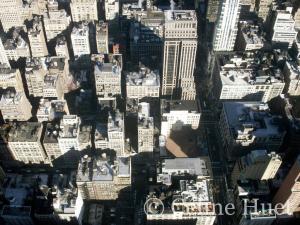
[
  {"left": 96, "top": 21, "right": 108, "bottom": 35},
  {"left": 2, "top": 28, "right": 28, "bottom": 50},
  {"left": 126, "top": 67, "right": 160, "bottom": 86},
  {"left": 28, "top": 16, "right": 43, "bottom": 35},
  {"left": 223, "top": 102, "right": 285, "bottom": 138},
  {"left": 72, "top": 22, "right": 89, "bottom": 36},
  {"left": 43, "top": 122, "right": 60, "bottom": 144},
  {"left": 59, "top": 115, "right": 80, "bottom": 138},
  {"left": 0, "top": 88, "right": 24, "bottom": 105},
  {"left": 8, "top": 122, "right": 42, "bottom": 142},
  {"left": 76, "top": 154, "right": 130, "bottom": 182},
  {"left": 108, "top": 110, "right": 124, "bottom": 133},
  {"left": 240, "top": 22, "right": 265, "bottom": 45},
  {"left": 37, "top": 99, "right": 67, "bottom": 121},
  {"left": 95, "top": 123, "right": 108, "bottom": 142},
  {"left": 218, "top": 54, "right": 284, "bottom": 86},
  {"left": 165, "top": 10, "right": 197, "bottom": 22},
  {"left": 161, "top": 100, "right": 199, "bottom": 114},
  {"left": 44, "top": 74, "right": 59, "bottom": 88}
]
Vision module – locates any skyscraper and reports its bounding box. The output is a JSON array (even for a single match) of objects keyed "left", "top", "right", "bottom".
[
  {"left": 161, "top": 10, "right": 197, "bottom": 100},
  {"left": 213, "top": 0, "right": 241, "bottom": 51}
]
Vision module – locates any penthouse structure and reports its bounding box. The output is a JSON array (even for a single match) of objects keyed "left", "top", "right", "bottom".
[
  {"left": 43, "top": 0, "right": 71, "bottom": 41},
  {"left": 93, "top": 54, "right": 122, "bottom": 99},
  {"left": 37, "top": 99, "right": 69, "bottom": 122},
  {"left": 76, "top": 154, "right": 131, "bottom": 200},
  {"left": 126, "top": 67, "right": 160, "bottom": 99},
  {"left": 160, "top": 100, "right": 200, "bottom": 138},
  {"left": 219, "top": 102, "right": 286, "bottom": 160},
  {"left": 55, "top": 36, "right": 69, "bottom": 59},
  {"left": 162, "top": 10, "right": 197, "bottom": 100},
  {"left": 272, "top": 8, "right": 297, "bottom": 48},
  {"left": 70, "top": 0, "right": 98, "bottom": 22},
  {"left": 237, "top": 21, "right": 265, "bottom": 51},
  {"left": 283, "top": 59, "right": 300, "bottom": 96},
  {"left": 147, "top": 158, "right": 216, "bottom": 225},
  {"left": 213, "top": 53, "right": 285, "bottom": 102},
  {"left": 0, "top": 88, "right": 32, "bottom": 121},
  {"left": 0, "top": 67, "right": 23, "bottom": 92},
  {"left": 0, "top": 28, "right": 30, "bottom": 63},
  {"left": 231, "top": 150, "right": 282, "bottom": 184},
  {"left": 138, "top": 103, "right": 154, "bottom": 154},
  {"left": 96, "top": 21, "right": 109, "bottom": 54},
  {"left": 7, "top": 122, "right": 47, "bottom": 164},
  {"left": 129, "top": 10, "right": 164, "bottom": 66},
  {"left": 71, "top": 22, "right": 90, "bottom": 57},
  {"left": 27, "top": 16, "right": 49, "bottom": 57},
  {"left": 273, "top": 155, "right": 300, "bottom": 215}
]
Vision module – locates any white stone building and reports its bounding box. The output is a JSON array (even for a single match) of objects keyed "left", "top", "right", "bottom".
[
  {"left": 71, "top": 22, "right": 90, "bottom": 57},
  {"left": 104, "top": 0, "right": 119, "bottom": 20},
  {"left": 70, "top": 0, "right": 98, "bottom": 22}
]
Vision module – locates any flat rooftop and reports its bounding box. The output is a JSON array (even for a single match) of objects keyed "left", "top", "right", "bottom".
[
  {"left": 161, "top": 100, "right": 199, "bottom": 114},
  {"left": 163, "top": 158, "right": 209, "bottom": 176},
  {"left": 165, "top": 10, "right": 197, "bottom": 22},
  {"left": 8, "top": 122, "right": 42, "bottom": 142},
  {"left": 126, "top": 68, "right": 160, "bottom": 86}
]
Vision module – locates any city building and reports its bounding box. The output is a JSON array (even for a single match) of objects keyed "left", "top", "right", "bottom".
[
  {"left": 213, "top": 0, "right": 241, "bottom": 51},
  {"left": 0, "top": 67, "right": 24, "bottom": 92},
  {"left": 42, "top": 122, "right": 62, "bottom": 161},
  {"left": 43, "top": 0, "right": 71, "bottom": 42},
  {"left": 25, "top": 57, "right": 47, "bottom": 97},
  {"left": 129, "top": 9, "right": 164, "bottom": 66},
  {"left": 43, "top": 74, "right": 64, "bottom": 99},
  {"left": 126, "top": 67, "right": 160, "bottom": 99},
  {"left": 283, "top": 59, "right": 300, "bottom": 96},
  {"left": 256, "top": 0, "right": 272, "bottom": 22},
  {"left": 236, "top": 21, "right": 265, "bottom": 51},
  {"left": 160, "top": 100, "right": 200, "bottom": 138},
  {"left": 70, "top": 0, "right": 98, "bottom": 22},
  {"left": 96, "top": 21, "right": 109, "bottom": 54},
  {"left": 0, "top": 0, "right": 25, "bottom": 32},
  {"left": 231, "top": 150, "right": 282, "bottom": 184},
  {"left": 93, "top": 54, "right": 122, "bottom": 98},
  {"left": 76, "top": 154, "right": 131, "bottom": 200},
  {"left": 233, "top": 179, "right": 276, "bottom": 225},
  {"left": 146, "top": 158, "right": 216, "bottom": 225},
  {"left": 0, "top": 28, "right": 30, "bottom": 62},
  {"left": 206, "top": 0, "right": 222, "bottom": 23},
  {"left": 94, "top": 123, "right": 109, "bottom": 150},
  {"left": 294, "top": 7, "right": 300, "bottom": 30},
  {"left": 0, "top": 88, "right": 32, "bottom": 121},
  {"left": 213, "top": 53, "right": 285, "bottom": 102},
  {"left": 58, "top": 115, "right": 91, "bottom": 155},
  {"left": 219, "top": 102, "right": 286, "bottom": 160},
  {"left": 137, "top": 102, "right": 154, "bottom": 154},
  {"left": 272, "top": 8, "right": 297, "bottom": 48},
  {"left": 273, "top": 155, "right": 300, "bottom": 216},
  {"left": 105, "top": 0, "right": 119, "bottom": 20},
  {"left": 162, "top": 10, "right": 198, "bottom": 100},
  {"left": 27, "top": 16, "right": 49, "bottom": 57},
  {"left": 37, "top": 99, "right": 69, "bottom": 122},
  {"left": 7, "top": 122, "right": 47, "bottom": 164},
  {"left": 0, "top": 124, "right": 14, "bottom": 161},
  {"left": 71, "top": 22, "right": 91, "bottom": 57},
  {"left": 107, "top": 110, "right": 126, "bottom": 156},
  {"left": 55, "top": 36, "right": 69, "bottom": 59}
]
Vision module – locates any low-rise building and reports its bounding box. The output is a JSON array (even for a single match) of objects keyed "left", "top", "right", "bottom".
[
  {"left": 37, "top": 99, "right": 69, "bottom": 122},
  {"left": 126, "top": 67, "right": 160, "bottom": 99},
  {"left": 138, "top": 102, "right": 154, "bottom": 154},
  {"left": 213, "top": 53, "right": 285, "bottom": 102},
  {"left": 42, "top": 122, "right": 61, "bottom": 161},
  {"left": 43, "top": 74, "right": 64, "bottom": 99},
  {"left": 0, "top": 88, "right": 32, "bottom": 121},
  {"left": 71, "top": 22, "right": 90, "bottom": 57},
  {"left": 146, "top": 158, "right": 216, "bottom": 225},
  {"left": 55, "top": 36, "right": 69, "bottom": 59},
  {"left": 237, "top": 21, "right": 265, "bottom": 51},
  {"left": 160, "top": 100, "right": 200, "bottom": 138},
  {"left": 219, "top": 102, "right": 286, "bottom": 160},
  {"left": 108, "top": 110, "right": 126, "bottom": 156},
  {"left": 76, "top": 154, "right": 131, "bottom": 200},
  {"left": 7, "top": 122, "right": 47, "bottom": 164},
  {"left": 96, "top": 21, "right": 109, "bottom": 54},
  {"left": 27, "top": 16, "right": 49, "bottom": 57}
]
